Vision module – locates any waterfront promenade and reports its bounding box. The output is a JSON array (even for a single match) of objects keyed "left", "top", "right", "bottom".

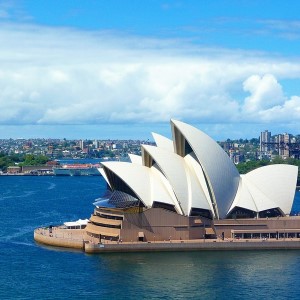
[
  {"left": 34, "top": 227, "right": 85, "bottom": 249},
  {"left": 34, "top": 226, "right": 300, "bottom": 253}
]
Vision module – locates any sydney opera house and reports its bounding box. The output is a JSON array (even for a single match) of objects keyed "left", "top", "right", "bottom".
[{"left": 82, "top": 119, "right": 300, "bottom": 243}]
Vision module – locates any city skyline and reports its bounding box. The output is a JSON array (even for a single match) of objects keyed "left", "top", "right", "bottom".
[
  {"left": 1, "top": 124, "right": 300, "bottom": 142},
  {"left": 1, "top": 1, "right": 300, "bottom": 140}
]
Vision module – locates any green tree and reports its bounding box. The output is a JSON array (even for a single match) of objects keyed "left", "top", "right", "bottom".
[{"left": 19, "top": 154, "right": 49, "bottom": 166}]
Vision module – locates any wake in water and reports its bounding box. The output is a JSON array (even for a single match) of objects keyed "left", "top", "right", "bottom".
[
  {"left": 1, "top": 226, "right": 34, "bottom": 239},
  {"left": 8, "top": 241, "right": 36, "bottom": 247},
  {"left": 0, "top": 190, "right": 36, "bottom": 201},
  {"left": 47, "top": 182, "right": 56, "bottom": 190}
]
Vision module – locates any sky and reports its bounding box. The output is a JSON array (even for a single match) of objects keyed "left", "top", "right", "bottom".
[{"left": 1, "top": 0, "right": 300, "bottom": 140}]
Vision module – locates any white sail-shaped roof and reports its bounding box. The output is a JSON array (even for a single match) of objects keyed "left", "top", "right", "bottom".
[
  {"left": 184, "top": 153, "right": 214, "bottom": 216},
  {"left": 150, "top": 165, "right": 182, "bottom": 214},
  {"left": 171, "top": 119, "right": 240, "bottom": 219},
  {"left": 142, "top": 145, "right": 189, "bottom": 215},
  {"left": 244, "top": 164, "right": 297, "bottom": 215},
  {"left": 99, "top": 167, "right": 112, "bottom": 189},
  {"left": 128, "top": 153, "right": 142, "bottom": 165},
  {"left": 97, "top": 119, "right": 297, "bottom": 220},
  {"left": 229, "top": 177, "right": 258, "bottom": 213},
  {"left": 142, "top": 145, "right": 212, "bottom": 216},
  {"left": 229, "top": 176, "right": 278, "bottom": 214},
  {"left": 229, "top": 164, "right": 297, "bottom": 215},
  {"left": 101, "top": 162, "right": 153, "bottom": 207},
  {"left": 243, "top": 176, "right": 279, "bottom": 212},
  {"left": 152, "top": 132, "right": 174, "bottom": 152},
  {"left": 101, "top": 161, "right": 179, "bottom": 212}
]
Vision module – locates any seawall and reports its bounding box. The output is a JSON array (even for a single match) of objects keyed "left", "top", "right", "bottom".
[
  {"left": 34, "top": 227, "right": 300, "bottom": 253},
  {"left": 34, "top": 228, "right": 84, "bottom": 250},
  {"left": 84, "top": 240, "right": 300, "bottom": 253}
]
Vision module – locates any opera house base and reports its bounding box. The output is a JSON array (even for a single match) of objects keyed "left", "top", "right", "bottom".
[
  {"left": 34, "top": 229, "right": 300, "bottom": 253},
  {"left": 34, "top": 209, "right": 300, "bottom": 253}
]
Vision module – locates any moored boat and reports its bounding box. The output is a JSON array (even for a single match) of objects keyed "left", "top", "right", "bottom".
[{"left": 53, "top": 164, "right": 101, "bottom": 176}]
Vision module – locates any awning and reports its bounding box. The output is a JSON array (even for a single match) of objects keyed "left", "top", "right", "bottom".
[
  {"left": 64, "top": 219, "right": 89, "bottom": 227},
  {"left": 138, "top": 232, "right": 145, "bottom": 238},
  {"left": 205, "top": 228, "right": 215, "bottom": 235}
]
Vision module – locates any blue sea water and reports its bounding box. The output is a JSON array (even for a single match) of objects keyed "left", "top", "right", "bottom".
[{"left": 1, "top": 176, "right": 300, "bottom": 300}]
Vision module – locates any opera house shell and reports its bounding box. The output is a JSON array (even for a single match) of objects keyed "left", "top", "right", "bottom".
[{"left": 97, "top": 119, "right": 297, "bottom": 220}]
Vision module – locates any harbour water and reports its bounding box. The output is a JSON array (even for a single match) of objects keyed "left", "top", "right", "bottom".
[{"left": 1, "top": 176, "right": 300, "bottom": 299}]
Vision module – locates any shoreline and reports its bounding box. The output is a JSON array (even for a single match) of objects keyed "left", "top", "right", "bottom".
[{"left": 0, "top": 173, "right": 54, "bottom": 176}]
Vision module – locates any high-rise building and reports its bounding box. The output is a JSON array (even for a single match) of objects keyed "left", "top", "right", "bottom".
[
  {"left": 277, "top": 133, "right": 290, "bottom": 157},
  {"left": 283, "top": 133, "right": 290, "bottom": 144},
  {"left": 260, "top": 130, "right": 271, "bottom": 152},
  {"left": 93, "top": 139, "right": 99, "bottom": 148},
  {"left": 79, "top": 140, "right": 84, "bottom": 150}
]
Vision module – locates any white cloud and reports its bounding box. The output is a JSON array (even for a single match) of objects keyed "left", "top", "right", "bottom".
[
  {"left": 241, "top": 74, "right": 300, "bottom": 124},
  {"left": 243, "top": 74, "right": 285, "bottom": 113},
  {"left": 258, "top": 96, "right": 300, "bottom": 122},
  {"left": 1, "top": 23, "right": 300, "bottom": 128}
]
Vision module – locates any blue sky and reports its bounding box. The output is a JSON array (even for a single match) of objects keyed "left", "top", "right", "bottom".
[{"left": 1, "top": 0, "right": 300, "bottom": 140}]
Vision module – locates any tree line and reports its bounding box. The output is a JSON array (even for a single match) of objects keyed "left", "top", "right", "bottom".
[{"left": 0, "top": 153, "right": 49, "bottom": 171}]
